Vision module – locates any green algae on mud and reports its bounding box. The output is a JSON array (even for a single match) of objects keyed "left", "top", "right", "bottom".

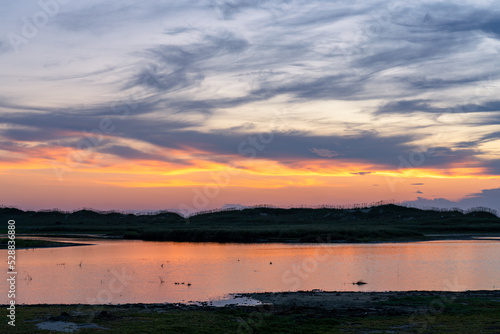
[{"left": 4, "top": 290, "right": 500, "bottom": 333}]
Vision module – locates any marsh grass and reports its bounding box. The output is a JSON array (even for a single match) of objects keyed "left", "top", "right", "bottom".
[{"left": 8, "top": 295, "right": 500, "bottom": 334}]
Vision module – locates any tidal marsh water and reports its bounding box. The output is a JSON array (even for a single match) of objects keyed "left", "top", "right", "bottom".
[{"left": 2, "top": 238, "right": 500, "bottom": 304}]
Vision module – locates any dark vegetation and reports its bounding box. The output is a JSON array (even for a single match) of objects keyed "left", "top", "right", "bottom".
[
  {"left": 1, "top": 204, "right": 499, "bottom": 243},
  {"left": 0, "top": 238, "right": 86, "bottom": 249}
]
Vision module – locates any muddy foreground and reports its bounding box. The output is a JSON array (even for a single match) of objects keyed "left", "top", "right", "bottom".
[
  {"left": 243, "top": 290, "right": 500, "bottom": 315},
  {"left": 7, "top": 290, "right": 500, "bottom": 333}
]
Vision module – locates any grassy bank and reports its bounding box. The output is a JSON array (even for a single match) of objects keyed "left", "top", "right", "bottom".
[
  {"left": 1, "top": 204, "right": 499, "bottom": 243},
  {"left": 0, "top": 238, "right": 88, "bottom": 249},
  {"left": 4, "top": 291, "right": 500, "bottom": 333}
]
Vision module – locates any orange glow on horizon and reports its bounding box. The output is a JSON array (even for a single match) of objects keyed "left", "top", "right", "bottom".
[
  {"left": 1, "top": 142, "right": 499, "bottom": 211},
  {"left": 1, "top": 146, "right": 499, "bottom": 186}
]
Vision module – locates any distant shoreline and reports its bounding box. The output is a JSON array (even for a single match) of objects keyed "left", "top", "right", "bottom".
[
  {"left": 0, "top": 237, "right": 93, "bottom": 249},
  {"left": 2, "top": 204, "right": 500, "bottom": 244},
  {"left": 1, "top": 232, "right": 500, "bottom": 249}
]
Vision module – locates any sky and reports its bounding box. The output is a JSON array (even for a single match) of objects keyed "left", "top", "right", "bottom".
[{"left": 1, "top": 0, "right": 500, "bottom": 215}]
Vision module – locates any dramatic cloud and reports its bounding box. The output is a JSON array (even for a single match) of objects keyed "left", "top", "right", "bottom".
[
  {"left": 375, "top": 99, "right": 500, "bottom": 115},
  {"left": 0, "top": 0, "right": 499, "bottom": 210}
]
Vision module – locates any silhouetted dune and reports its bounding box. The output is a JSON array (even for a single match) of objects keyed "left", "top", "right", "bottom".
[{"left": 1, "top": 204, "right": 499, "bottom": 243}]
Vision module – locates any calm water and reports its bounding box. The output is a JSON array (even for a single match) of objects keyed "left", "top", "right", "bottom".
[{"left": 2, "top": 238, "right": 500, "bottom": 304}]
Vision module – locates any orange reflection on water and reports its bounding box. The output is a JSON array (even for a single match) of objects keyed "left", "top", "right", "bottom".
[{"left": 2, "top": 239, "right": 500, "bottom": 304}]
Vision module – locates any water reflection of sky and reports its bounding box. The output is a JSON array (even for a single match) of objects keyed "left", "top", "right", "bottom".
[{"left": 2, "top": 238, "right": 500, "bottom": 304}]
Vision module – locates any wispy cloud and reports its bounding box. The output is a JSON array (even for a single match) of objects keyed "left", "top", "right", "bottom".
[{"left": 0, "top": 0, "right": 499, "bottom": 210}]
